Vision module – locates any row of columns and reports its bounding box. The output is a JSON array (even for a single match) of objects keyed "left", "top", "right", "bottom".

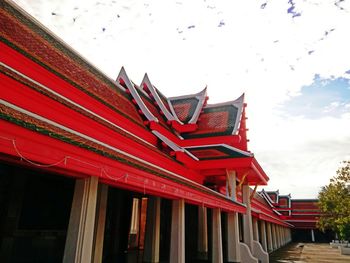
[
  {"left": 195, "top": 203, "right": 293, "bottom": 263},
  {"left": 157, "top": 174, "right": 292, "bottom": 263},
  {"left": 242, "top": 183, "right": 292, "bottom": 262},
  {"left": 62, "top": 176, "right": 242, "bottom": 263},
  {"left": 264, "top": 221, "right": 292, "bottom": 252},
  {"left": 63, "top": 176, "right": 165, "bottom": 263},
  {"left": 171, "top": 201, "right": 241, "bottom": 263},
  {"left": 62, "top": 175, "right": 293, "bottom": 263}
]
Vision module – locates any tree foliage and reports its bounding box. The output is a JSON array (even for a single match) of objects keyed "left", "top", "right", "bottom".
[{"left": 317, "top": 161, "right": 350, "bottom": 240}]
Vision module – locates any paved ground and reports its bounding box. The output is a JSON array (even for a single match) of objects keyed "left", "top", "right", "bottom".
[{"left": 270, "top": 242, "right": 350, "bottom": 263}]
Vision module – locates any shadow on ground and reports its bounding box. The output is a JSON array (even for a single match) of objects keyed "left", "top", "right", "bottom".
[{"left": 270, "top": 243, "right": 303, "bottom": 263}]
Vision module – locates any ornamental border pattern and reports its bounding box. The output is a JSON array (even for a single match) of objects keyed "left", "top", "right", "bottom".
[
  {"left": 0, "top": 104, "right": 243, "bottom": 205},
  {"left": 0, "top": 64, "right": 172, "bottom": 161}
]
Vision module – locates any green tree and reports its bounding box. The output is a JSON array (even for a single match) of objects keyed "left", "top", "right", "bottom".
[{"left": 317, "top": 160, "right": 350, "bottom": 240}]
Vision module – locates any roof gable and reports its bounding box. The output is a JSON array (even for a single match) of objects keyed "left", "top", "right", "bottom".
[
  {"left": 168, "top": 88, "right": 207, "bottom": 124},
  {"left": 181, "top": 94, "right": 244, "bottom": 139}
]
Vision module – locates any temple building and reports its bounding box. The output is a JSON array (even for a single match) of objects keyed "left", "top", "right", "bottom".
[{"left": 0, "top": 1, "right": 328, "bottom": 262}]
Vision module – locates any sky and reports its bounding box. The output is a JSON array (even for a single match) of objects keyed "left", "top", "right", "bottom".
[{"left": 13, "top": 0, "right": 350, "bottom": 198}]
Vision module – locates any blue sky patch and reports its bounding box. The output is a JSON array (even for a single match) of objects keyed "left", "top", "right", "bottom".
[{"left": 281, "top": 75, "right": 350, "bottom": 119}]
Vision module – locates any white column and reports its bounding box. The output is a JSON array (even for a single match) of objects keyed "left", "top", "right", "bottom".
[
  {"left": 242, "top": 184, "right": 254, "bottom": 250},
  {"left": 280, "top": 227, "right": 284, "bottom": 246},
  {"left": 144, "top": 197, "right": 161, "bottom": 263},
  {"left": 267, "top": 222, "right": 273, "bottom": 252},
  {"left": 227, "top": 212, "right": 241, "bottom": 262},
  {"left": 198, "top": 206, "right": 208, "bottom": 260},
  {"left": 289, "top": 228, "right": 292, "bottom": 242},
  {"left": 225, "top": 170, "right": 241, "bottom": 262},
  {"left": 272, "top": 224, "right": 278, "bottom": 250},
  {"left": 311, "top": 229, "right": 315, "bottom": 242},
  {"left": 92, "top": 184, "right": 108, "bottom": 263},
  {"left": 288, "top": 228, "right": 291, "bottom": 243},
  {"left": 260, "top": 221, "right": 268, "bottom": 252},
  {"left": 285, "top": 228, "right": 288, "bottom": 244},
  {"left": 252, "top": 217, "right": 259, "bottom": 241},
  {"left": 226, "top": 169, "right": 236, "bottom": 201},
  {"left": 280, "top": 227, "right": 283, "bottom": 246},
  {"left": 284, "top": 228, "right": 287, "bottom": 243},
  {"left": 276, "top": 225, "right": 282, "bottom": 248},
  {"left": 63, "top": 176, "right": 99, "bottom": 263},
  {"left": 212, "top": 208, "right": 223, "bottom": 263},
  {"left": 170, "top": 199, "right": 185, "bottom": 263}
]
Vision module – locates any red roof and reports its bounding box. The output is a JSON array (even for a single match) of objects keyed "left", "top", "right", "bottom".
[
  {"left": 0, "top": 5, "right": 145, "bottom": 130},
  {"left": 116, "top": 66, "right": 268, "bottom": 185},
  {"left": 2, "top": 0, "right": 303, "bottom": 216}
]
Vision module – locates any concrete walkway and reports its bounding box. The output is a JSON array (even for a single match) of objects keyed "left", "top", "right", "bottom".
[{"left": 270, "top": 242, "right": 350, "bottom": 263}]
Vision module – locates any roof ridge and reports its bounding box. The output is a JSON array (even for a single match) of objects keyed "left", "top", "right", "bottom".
[
  {"left": 168, "top": 87, "right": 208, "bottom": 101},
  {"left": 117, "top": 67, "right": 158, "bottom": 122},
  {"left": 141, "top": 73, "right": 176, "bottom": 122},
  {"left": 205, "top": 93, "right": 244, "bottom": 108}
]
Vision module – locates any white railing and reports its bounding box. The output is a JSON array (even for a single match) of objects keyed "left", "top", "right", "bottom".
[
  {"left": 239, "top": 242, "right": 258, "bottom": 263},
  {"left": 252, "top": 240, "right": 269, "bottom": 263}
]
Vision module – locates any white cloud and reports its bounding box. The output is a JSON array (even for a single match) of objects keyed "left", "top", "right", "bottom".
[
  {"left": 12, "top": 0, "right": 350, "bottom": 198},
  {"left": 323, "top": 101, "right": 340, "bottom": 113},
  {"left": 252, "top": 113, "right": 350, "bottom": 198}
]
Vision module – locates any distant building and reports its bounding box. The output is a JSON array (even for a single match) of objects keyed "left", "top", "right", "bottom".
[
  {"left": 0, "top": 1, "right": 328, "bottom": 262},
  {"left": 260, "top": 191, "right": 331, "bottom": 243}
]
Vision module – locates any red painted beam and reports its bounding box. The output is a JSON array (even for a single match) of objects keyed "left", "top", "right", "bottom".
[
  {"left": 183, "top": 157, "right": 253, "bottom": 170},
  {"left": 177, "top": 155, "right": 268, "bottom": 185},
  {"left": 0, "top": 68, "right": 202, "bottom": 183},
  {"left": 0, "top": 120, "right": 246, "bottom": 213},
  {"left": 259, "top": 213, "right": 291, "bottom": 227},
  {"left": 170, "top": 121, "right": 197, "bottom": 133},
  {"left": 150, "top": 121, "right": 241, "bottom": 147}
]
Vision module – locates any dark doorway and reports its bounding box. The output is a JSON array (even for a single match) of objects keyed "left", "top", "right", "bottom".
[
  {"left": 221, "top": 212, "right": 228, "bottom": 263},
  {"left": 292, "top": 229, "right": 313, "bottom": 242},
  {"left": 102, "top": 189, "right": 172, "bottom": 263},
  {"left": 207, "top": 208, "right": 213, "bottom": 261},
  {"left": 159, "top": 198, "right": 171, "bottom": 263},
  {"left": 185, "top": 203, "right": 199, "bottom": 262},
  {"left": 314, "top": 229, "right": 335, "bottom": 243},
  {"left": 0, "top": 162, "right": 74, "bottom": 263},
  {"left": 102, "top": 187, "right": 133, "bottom": 263},
  {"left": 292, "top": 228, "right": 335, "bottom": 243},
  {"left": 238, "top": 213, "right": 244, "bottom": 242}
]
